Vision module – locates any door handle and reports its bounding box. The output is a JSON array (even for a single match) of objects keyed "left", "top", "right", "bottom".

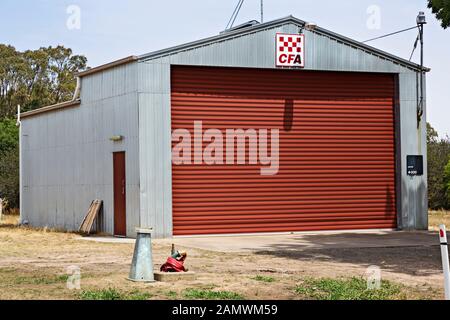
[{"left": 122, "top": 180, "right": 125, "bottom": 195}]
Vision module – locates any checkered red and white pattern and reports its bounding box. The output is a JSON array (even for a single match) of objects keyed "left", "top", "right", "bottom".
[
  {"left": 278, "top": 35, "right": 302, "bottom": 53},
  {"left": 276, "top": 33, "right": 305, "bottom": 68}
]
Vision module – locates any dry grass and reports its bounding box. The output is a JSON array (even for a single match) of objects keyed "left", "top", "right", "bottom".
[
  {"left": 0, "top": 214, "right": 19, "bottom": 227},
  {"left": 429, "top": 210, "right": 450, "bottom": 231},
  {"left": 0, "top": 225, "right": 444, "bottom": 300}
]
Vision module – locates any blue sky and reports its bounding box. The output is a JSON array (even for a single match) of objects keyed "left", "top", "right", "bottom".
[{"left": 1, "top": 0, "right": 449, "bottom": 136}]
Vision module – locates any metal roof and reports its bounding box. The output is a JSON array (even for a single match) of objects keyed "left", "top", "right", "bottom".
[
  {"left": 76, "top": 56, "right": 138, "bottom": 77},
  {"left": 21, "top": 99, "right": 81, "bottom": 119},
  {"left": 138, "top": 15, "right": 430, "bottom": 72},
  {"left": 24, "top": 15, "right": 431, "bottom": 118}
]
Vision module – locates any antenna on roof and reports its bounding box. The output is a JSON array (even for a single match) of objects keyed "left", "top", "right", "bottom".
[
  {"left": 225, "top": 0, "right": 245, "bottom": 30},
  {"left": 260, "top": 0, "right": 264, "bottom": 23}
]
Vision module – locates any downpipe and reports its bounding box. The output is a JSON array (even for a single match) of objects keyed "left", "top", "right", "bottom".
[
  {"left": 16, "top": 105, "right": 22, "bottom": 223},
  {"left": 72, "top": 76, "right": 81, "bottom": 101}
]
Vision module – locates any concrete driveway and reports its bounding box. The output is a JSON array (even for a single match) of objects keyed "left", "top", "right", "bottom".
[{"left": 156, "top": 230, "right": 440, "bottom": 253}]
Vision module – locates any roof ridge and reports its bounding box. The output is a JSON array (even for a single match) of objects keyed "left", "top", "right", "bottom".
[{"left": 75, "top": 15, "right": 429, "bottom": 77}]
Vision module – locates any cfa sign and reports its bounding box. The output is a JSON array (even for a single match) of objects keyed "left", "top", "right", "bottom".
[{"left": 276, "top": 33, "right": 305, "bottom": 68}]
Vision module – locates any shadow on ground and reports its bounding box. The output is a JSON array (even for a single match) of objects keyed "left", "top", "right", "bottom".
[
  {"left": 249, "top": 232, "right": 442, "bottom": 277},
  {"left": 0, "top": 224, "right": 18, "bottom": 229}
]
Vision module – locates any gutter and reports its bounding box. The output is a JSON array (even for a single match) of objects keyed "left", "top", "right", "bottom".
[
  {"left": 76, "top": 56, "right": 138, "bottom": 77},
  {"left": 21, "top": 76, "right": 82, "bottom": 119},
  {"left": 72, "top": 76, "right": 81, "bottom": 100}
]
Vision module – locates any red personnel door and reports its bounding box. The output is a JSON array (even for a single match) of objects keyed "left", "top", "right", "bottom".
[{"left": 113, "top": 152, "right": 127, "bottom": 237}]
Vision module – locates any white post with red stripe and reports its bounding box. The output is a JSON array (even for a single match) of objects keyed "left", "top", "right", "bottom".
[{"left": 439, "top": 225, "right": 450, "bottom": 300}]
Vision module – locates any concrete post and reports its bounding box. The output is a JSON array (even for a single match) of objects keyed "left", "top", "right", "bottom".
[{"left": 128, "top": 228, "right": 155, "bottom": 282}]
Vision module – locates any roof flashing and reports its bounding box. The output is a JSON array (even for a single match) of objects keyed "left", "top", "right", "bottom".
[
  {"left": 24, "top": 16, "right": 430, "bottom": 120},
  {"left": 73, "top": 16, "right": 428, "bottom": 76},
  {"left": 220, "top": 20, "right": 261, "bottom": 34},
  {"left": 138, "top": 15, "right": 429, "bottom": 72},
  {"left": 76, "top": 56, "right": 138, "bottom": 77},
  {"left": 21, "top": 100, "right": 81, "bottom": 119}
]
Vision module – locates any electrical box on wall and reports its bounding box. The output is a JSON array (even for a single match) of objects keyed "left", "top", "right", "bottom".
[{"left": 407, "top": 155, "right": 423, "bottom": 176}]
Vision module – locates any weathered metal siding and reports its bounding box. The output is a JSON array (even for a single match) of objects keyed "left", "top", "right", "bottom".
[
  {"left": 138, "top": 63, "right": 173, "bottom": 238},
  {"left": 398, "top": 73, "right": 428, "bottom": 229},
  {"left": 138, "top": 21, "right": 427, "bottom": 237},
  {"left": 21, "top": 62, "right": 140, "bottom": 237}
]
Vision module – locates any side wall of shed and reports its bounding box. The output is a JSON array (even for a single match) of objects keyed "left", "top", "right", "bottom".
[
  {"left": 398, "top": 73, "right": 428, "bottom": 229},
  {"left": 138, "top": 21, "right": 427, "bottom": 238},
  {"left": 21, "top": 62, "right": 141, "bottom": 237}
]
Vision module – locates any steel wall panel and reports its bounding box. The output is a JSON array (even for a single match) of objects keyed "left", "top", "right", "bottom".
[
  {"left": 398, "top": 72, "right": 428, "bottom": 229},
  {"left": 138, "top": 91, "right": 173, "bottom": 238},
  {"left": 21, "top": 63, "right": 140, "bottom": 236}
]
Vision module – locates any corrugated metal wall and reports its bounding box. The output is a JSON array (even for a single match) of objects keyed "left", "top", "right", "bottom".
[
  {"left": 139, "top": 20, "right": 427, "bottom": 237},
  {"left": 21, "top": 63, "right": 140, "bottom": 236},
  {"left": 398, "top": 73, "right": 428, "bottom": 229},
  {"left": 137, "top": 64, "right": 173, "bottom": 238}
]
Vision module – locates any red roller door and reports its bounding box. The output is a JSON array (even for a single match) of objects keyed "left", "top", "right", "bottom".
[{"left": 171, "top": 66, "right": 397, "bottom": 236}]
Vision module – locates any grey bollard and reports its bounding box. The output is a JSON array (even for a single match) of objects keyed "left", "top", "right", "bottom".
[{"left": 128, "top": 228, "right": 155, "bottom": 282}]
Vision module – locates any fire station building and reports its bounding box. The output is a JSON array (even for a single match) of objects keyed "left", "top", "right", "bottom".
[{"left": 20, "top": 16, "right": 428, "bottom": 238}]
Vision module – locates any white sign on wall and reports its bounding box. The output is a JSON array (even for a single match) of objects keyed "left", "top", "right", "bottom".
[{"left": 276, "top": 33, "right": 305, "bottom": 68}]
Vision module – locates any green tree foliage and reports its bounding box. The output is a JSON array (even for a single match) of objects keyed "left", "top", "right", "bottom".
[
  {"left": 0, "top": 44, "right": 87, "bottom": 209},
  {"left": 0, "top": 118, "right": 19, "bottom": 208},
  {"left": 0, "top": 118, "right": 19, "bottom": 151},
  {"left": 428, "top": 0, "right": 450, "bottom": 29},
  {"left": 427, "top": 122, "right": 439, "bottom": 144},
  {"left": 427, "top": 123, "right": 450, "bottom": 209},
  {"left": 0, "top": 44, "right": 87, "bottom": 118},
  {"left": 445, "top": 159, "right": 450, "bottom": 205},
  {"left": 0, "top": 145, "right": 19, "bottom": 209}
]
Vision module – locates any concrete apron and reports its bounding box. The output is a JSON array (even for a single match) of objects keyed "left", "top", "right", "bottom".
[{"left": 77, "top": 229, "right": 440, "bottom": 253}]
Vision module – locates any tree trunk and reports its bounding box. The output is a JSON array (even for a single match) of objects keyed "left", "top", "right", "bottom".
[{"left": 0, "top": 198, "right": 3, "bottom": 222}]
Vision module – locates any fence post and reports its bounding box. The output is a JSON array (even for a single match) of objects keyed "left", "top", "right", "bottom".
[{"left": 439, "top": 224, "right": 450, "bottom": 300}]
